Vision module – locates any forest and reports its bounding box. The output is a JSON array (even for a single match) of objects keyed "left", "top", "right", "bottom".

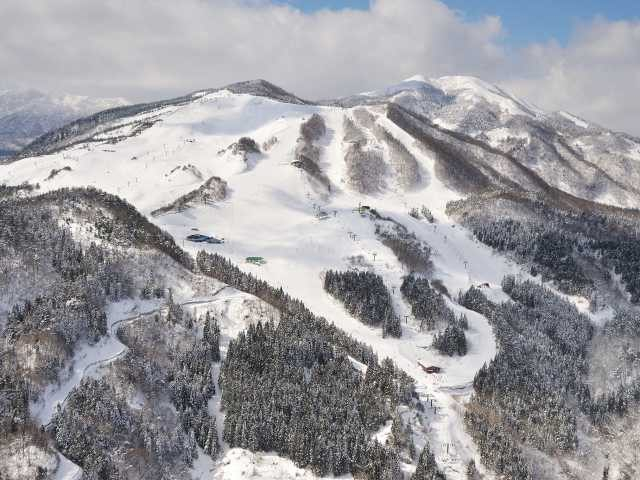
[
  {"left": 220, "top": 315, "right": 411, "bottom": 476},
  {"left": 197, "top": 251, "right": 384, "bottom": 364},
  {"left": 459, "top": 274, "right": 640, "bottom": 479},
  {"left": 324, "top": 269, "right": 401, "bottom": 337},
  {"left": 0, "top": 187, "right": 192, "bottom": 478},
  {"left": 449, "top": 191, "right": 640, "bottom": 302}
]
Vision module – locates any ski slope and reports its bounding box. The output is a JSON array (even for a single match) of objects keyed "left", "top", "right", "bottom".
[{"left": 0, "top": 86, "right": 601, "bottom": 479}]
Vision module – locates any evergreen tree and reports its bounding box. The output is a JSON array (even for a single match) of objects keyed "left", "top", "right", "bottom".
[
  {"left": 219, "top": 316, "right": 414, "bottom": 476},
  {"left": 361, "top": 441, "right": 403, "bottom": 480},
  {"left": 389, "top": 413, "right": 416, "bottom": 460},
  {"left": 203, "top": 311, "right": 221, "bottom": 361},
  {"left": 412, "top": 443, "right": 446, "bottom": 480},
  {"left": 203, "top": 419, "right": 220, "bottom": 458},
  {"left": 166, "top": 289, "right": 184, "bottom": 324},
  {"left": 466, "top": 460, "right": 480, "bottom": 480},
  {"left": 463, "top": 278, "right": 594, "bottom": 478},
  {"left": 324, "top": 269, "right": 398, "bottom": 337},
  {"left": 383, "top": 315, "right": 402, "bottom": 338},
  {"left": 432, "top": 323, "right": 467, "bottom": 356},
  {"left": 401, "top": 274, "right": 455, "bottom": 330}
]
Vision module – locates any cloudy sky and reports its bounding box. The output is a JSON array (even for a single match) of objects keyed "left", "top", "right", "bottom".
[{"left": 1, "top": 0, "right": 639, "bottom": 134}]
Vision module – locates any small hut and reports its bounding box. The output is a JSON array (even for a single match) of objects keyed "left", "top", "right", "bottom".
[{"left": 418, "top": 362, "right": 442, "bottom": 374}]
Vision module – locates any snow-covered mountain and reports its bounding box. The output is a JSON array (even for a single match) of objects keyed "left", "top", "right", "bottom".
[
  {"left": 335, "top": 75, "right": 640, "bottom": 209},
  {"left": 2, "top": 77, "right": 640, "bottom": 480},
  {"left": 0, "top": 88, "right": 127, "bottom": 158},
  {"left": 14, "top": 76, "right": 640, "bottom": 209}
]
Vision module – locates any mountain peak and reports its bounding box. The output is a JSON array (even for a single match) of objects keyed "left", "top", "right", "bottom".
[
  {"left": 431, "top": 75, "right": 544, "bottom": 117},
  {"left": 402, "top": 74, "right": 428, "bottom": 83},
  {"left": 222, "top": 79, "right": 312, "bottom": 105}
]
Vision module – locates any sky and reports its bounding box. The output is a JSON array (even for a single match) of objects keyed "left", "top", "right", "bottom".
[
  {"left": 1, "top": 0, "right": 639, "bottom": 134},
  {"left": 283, "top": 0, "right": 639, "bottom": 46},
  {"left": 441, "top": 0, "right": 639, "bottom": 45}
]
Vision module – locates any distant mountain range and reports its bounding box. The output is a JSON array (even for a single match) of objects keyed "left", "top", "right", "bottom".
[{"left": 0, "top": 88, "right": 127, "bottom": 158}]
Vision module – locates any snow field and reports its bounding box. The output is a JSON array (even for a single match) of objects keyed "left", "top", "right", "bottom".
[{"left": 1, "top": 87, "right": 614, "bottom": 479}]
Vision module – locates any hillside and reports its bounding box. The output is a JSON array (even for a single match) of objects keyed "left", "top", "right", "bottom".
[{"left": 2, "top": 77, "right": 640, "bottom": 479}]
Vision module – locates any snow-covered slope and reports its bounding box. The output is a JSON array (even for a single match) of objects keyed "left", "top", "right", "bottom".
[
  {"left": 431, "top": 75, "right": 545, "bottom": 118},
  {"left": 1, "top": 77, "right": 638, "bottom": 479},
  {"left": 0, "top": 86, "right": 533, "bottom": 477},
  {"left": 0, "top": 89, "right": 127, "bottom": 158},
  {"left": 334, "top": 75, "right": 640, "bottom": 209}
]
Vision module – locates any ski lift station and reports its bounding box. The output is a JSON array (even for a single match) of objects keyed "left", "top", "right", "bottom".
[{"left": 186, "top": 234, "right": 224, "bottom": 244}]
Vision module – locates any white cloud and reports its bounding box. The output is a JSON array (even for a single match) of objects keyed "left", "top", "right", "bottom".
[
  {"left": 0, "top": 1, "right": 639, "bottom": 135},
  {"left": 504, "top": 18, "right": 640, "bottom": 135},
  {"left": 0, "top": 0, "right": 506, "bottom": 99}
]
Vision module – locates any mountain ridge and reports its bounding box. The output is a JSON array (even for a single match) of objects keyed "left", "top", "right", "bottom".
[
  {"left": 3, "top": 75, "right": 640, "bottom": 479},
  {"left": 0, "top": 88, "right": 127, "bottom": 158},
  {"left": 6, "top": 75, "right": 640, "bottom": 211}
]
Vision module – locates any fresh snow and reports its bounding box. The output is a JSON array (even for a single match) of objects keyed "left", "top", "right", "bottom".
[
  {"left": 0, "top": 443, "right": 58, "bottom": 480},
  {"left": 52, "top": 453, "right": 83, "bottom": 480},
  {"left": 0, "top": 91, "right": 503, "bottom": 478},
  {"left": 432, "top": 75, "right": 545, "bottom": 117},
  {"left": 485, "top": 126, "right": 530, "bottom": 147},
  {"left": 0, "top": 86, "right": 611, "bottom": 479},
  {"left": 34, "top": 287, "right": 257, "bottom": 480},
  {"left": 212, "top": 448, "right": 352, "bottom": 480},
  {"left": 558, "top": 110, "right": 590, "bottom": 129},
  {"left": 402, "top": 74, "right": 428, "bottom": 83}
]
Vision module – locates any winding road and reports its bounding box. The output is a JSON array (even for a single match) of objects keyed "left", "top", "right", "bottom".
[{"left": 42, "top": 286, "right": 232, "bottom": 479}]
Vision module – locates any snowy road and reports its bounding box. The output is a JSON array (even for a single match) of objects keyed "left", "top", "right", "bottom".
[
  {"left": 37, "top": 286, "right": 233, "bottom": 480},
  {"left": 35, "top": 286, "right": 231, "bottom": 425}
]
